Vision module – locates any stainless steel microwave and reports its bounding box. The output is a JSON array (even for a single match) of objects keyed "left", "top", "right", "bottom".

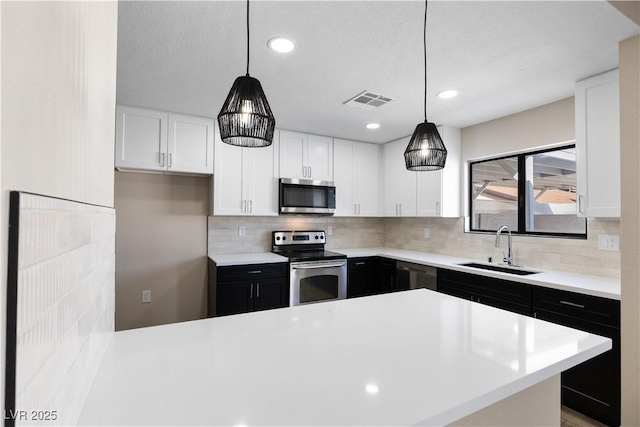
[{"left": 279, "top": 178, "right": 336, "bottom": 215}]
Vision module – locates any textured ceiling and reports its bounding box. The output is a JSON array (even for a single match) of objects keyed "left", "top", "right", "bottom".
[{"left": 116, "top": 1, "right": 639, "bottom": 144}]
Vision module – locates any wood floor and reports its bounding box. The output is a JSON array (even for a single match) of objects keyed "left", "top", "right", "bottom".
[{"left": 561, "top": 406, "right": 607, "bottom": 427}]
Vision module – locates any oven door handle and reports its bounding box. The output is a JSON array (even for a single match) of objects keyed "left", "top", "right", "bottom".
[{"left": 292, "top": 262, "right": 346, "bottom": 270}]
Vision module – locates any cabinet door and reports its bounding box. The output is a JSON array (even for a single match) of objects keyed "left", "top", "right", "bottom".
[
  {"left": 167, "top": 114, "right": 214, "bottom": 174},
  {"left": 416, "top": 125, "right": 461, "bottom": 217},
  {"left": 306, "top": 134, "right": 333, "bottom": 181},
  {"left": 213, "top": 129, "right": 245, "bottom": 215},
  {"left": 279, "top": 130, "right": 307, "bottom": 179},
  {"left": 383, "top": 137, "right": 417, "bottom": 216},
  {"left": 253, "top": 278, "right": 289, "bottom": 311},
  {"left": 115, "top": 105, "right": 168, "bottom": 171},
  {"left": 373, "top": 258, "right": 397, "bottom": 294},
  {"left": 534, "top": 309, "right": 620, "bottom": 427},
  {"left": 244, "top": 132, "right": 279, "bottom": 216},
  {"left": 347, "top": 258, "right": 377, "bottom": 298},
  {"left": 353, "top": 142, "right": 380, "bottom": 216},
  {"left": 575, "top": 69, "right": 620, "bottom": 218},
  {"left": 333, "top": 140, "right": 356, "bottom": 216},
  {"left": 416, "top": 170, "right": 443, "bottom": 217},
  {"left": 216, "top": 281, "right": 252, "bottom": 316}
]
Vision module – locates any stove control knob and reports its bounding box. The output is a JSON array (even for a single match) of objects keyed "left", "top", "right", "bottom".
[
  {"left": 315, "top": 235, "right": 319, "bottom": 240},
  {"left": 283, "top": 236, "right": 287, "bottom": 241},
  {"left": 276, "top": 236, "right": 281, "bottom": 241}
]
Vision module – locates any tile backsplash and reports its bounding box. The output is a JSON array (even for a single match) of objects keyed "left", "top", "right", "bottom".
[
  {"left": 208, "top": 216, "right": 384, "bottom": 253},
  {"left": 11, "top": 193, "right": 115, "bottom": 426},
  {"left": 384, "top": 217, "right": 620, "bottom": 278},
  {"left": 208, "top": 215, "right": 619, "bottom": 278}
]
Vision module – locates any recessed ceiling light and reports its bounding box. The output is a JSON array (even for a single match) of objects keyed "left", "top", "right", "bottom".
[
  {"left": 268, "top": 37, "right": 295, "bottom": 53},
  {"left": 437, "top": 90, "right": 458, "bottom": 99},
  {"left": 366, "top": 123, "right": 380, "bottom": 129}
]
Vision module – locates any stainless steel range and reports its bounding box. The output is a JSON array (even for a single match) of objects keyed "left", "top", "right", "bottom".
[{"left": 272, "top": 230, "right": 347, "bottom": 307}]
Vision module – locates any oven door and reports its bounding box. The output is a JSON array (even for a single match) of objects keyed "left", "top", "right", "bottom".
[{"left": 290, "top": 260, "right": 347, "bottom": 306}]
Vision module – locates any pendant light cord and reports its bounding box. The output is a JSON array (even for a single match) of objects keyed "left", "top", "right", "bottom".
[
  {"left": 246, "top": 0, "right": 250, "bottom": 76},
  {"left": 423, "top": 0, "right": 428, "bottom": 123}
]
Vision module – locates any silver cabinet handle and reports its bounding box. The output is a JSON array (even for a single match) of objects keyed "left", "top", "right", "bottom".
[
  {"left": 399, "top": 204, "right": 403, "bottom": 216},
  {"left": 302, "top": 166, "right": 307, "bottom": 178},
  {"left": 357, "top": 204, "right": 361, "bottom": 216},
  {"left": 395, "top": 204, "right": 399, "bottom": 215},
  {"left": 560, "top": 300, "right": 585, "bottom": 309},
  {"left": 248, "top": 270, "right": 262, "bottom": 274},
  {"left": 168, "top": 153, "right": 172, "bottom": 168},
  {"left": 160, "top": 153, "right": 165, "bottom": 167},
  {"left": 436, "top": 201, "right": 441, "bottom": 216},
  {"left": 354, "top": 204, "right": 357, "bottom": 215},
  {"left": 355, "top": 262, "right": 366, "bottom": 266},
  {"left": 256, "top": 283, "right": 260, "bottom": 298},
  {"left": 308, "top": 166, "right": 312, "bottom": 178},
  {"left": 250, "top": 283, "right": 253, "bottom": 298},
  {"left": 242, "top": 200, "right": 247, "bottom": 213},
  {"left": 578, "top": 195, "right": 585, "bottom": 214},
  {"left": 249, "top": 200, "right": 253, "bottom": 213}
]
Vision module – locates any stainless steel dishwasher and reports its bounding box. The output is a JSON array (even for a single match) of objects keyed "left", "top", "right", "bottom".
[{"left": 396, "top": 261, "right": 437, "bottom": 291}]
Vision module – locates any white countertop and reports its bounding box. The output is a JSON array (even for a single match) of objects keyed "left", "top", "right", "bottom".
[
  {"left": 210, "top": 252, "right": 288, "bottom": 266},
  {"left": 334, "top": 247, "right": 621, "bottom": 300},
  {"left": 79, "top": 290, "right": 611, "bottom": 426}
]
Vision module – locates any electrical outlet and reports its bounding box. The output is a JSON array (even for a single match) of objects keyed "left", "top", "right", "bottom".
[
  {"left": 424, "top": 228, "right": 430, "bottom": 238},
  {"left": 238, "top": 226, "right": 246, "bottom": 237},
  {"left": 142, "top": 290, "right": 151, "bottom": 303},
  {"left": 598, "top": 234, "right": 619, "bottom": 252},
  {"left": 327, "top": 226, "right": 333, "bottom": 236}
]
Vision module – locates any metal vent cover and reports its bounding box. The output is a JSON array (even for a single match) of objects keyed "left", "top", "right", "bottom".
[{"left": 343, "top": 90, "right": 394, "bottom": 110}]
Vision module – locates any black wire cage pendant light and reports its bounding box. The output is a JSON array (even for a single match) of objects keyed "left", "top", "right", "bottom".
[
  {"left": 218, "top": 0, "right": 275, "bottom": 147},
  {"left": 404, "top": 0, "right": 447, "bottom": 171}
]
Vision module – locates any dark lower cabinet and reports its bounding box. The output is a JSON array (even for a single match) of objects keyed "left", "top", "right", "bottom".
[
  {"left": 533, "top": 287, "right": 620, "bottom": 427},
  {"left": 375, "top": 257, "right": 397, "bottom": 293},
  {"left": 210, "top": 262, "right": 289, "bottom": 317},
  {"left": 347, "top": 257, "right": 397, "bottom": 298},
  {"left": 435, "top": 267, "right": 620, "bottom": 427},
  {"left": 347, "top": 258, "right": 377, "bottom": 298},
  {"left": 437, "top": 269, "right": 532, "bottom": 316}
]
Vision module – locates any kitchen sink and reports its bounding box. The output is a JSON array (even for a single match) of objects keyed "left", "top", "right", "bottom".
[{"left": 458, "top": 262, "right": 539, "bottom": 276}]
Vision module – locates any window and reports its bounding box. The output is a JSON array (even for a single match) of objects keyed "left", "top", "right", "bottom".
[{"left": 469, "top": 145, "right": 586, "bottom": 237}]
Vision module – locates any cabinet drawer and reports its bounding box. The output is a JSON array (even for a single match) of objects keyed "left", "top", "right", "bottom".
[
  {"left": 348, "top": 257, "right": 376, "bottom": 270},
  {"left": 217, "top": 263, "right": 288, "bottom": 282},
  {"left": 438, "top": 269, "right": 532, "bottom": 307},
  {"left": 532, "top": 287, "right": 620, "bottom": 327}
]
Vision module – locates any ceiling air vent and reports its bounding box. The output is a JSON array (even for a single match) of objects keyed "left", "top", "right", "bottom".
[{"left": 343, "top": 91, "right": 394, "bottom": 110}]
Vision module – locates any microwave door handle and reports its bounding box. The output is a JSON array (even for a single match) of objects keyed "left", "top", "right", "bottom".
[{"left": 292, "top": 262, "right": 346, "bottom": 270}]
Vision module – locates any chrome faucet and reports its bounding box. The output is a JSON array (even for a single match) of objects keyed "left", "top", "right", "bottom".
[{"left": 495, "top": 225, "right": 513, "bottom": 265}]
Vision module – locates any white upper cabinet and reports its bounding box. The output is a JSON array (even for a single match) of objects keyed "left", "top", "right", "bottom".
[
  {"left": 333, "top": 139, "right": 381, "bottom": 217},
  {"left": 416, "top": 125, "right": 461, "bottom": 217},
  {"left": 575, "top": 69, "right": 620, "bottom": 218},
  {"left": 167, "top": 114, "right": 214, "bottom": 174},
  {"left": 115, "top": 105, "right": 214, "bottom": 175},
  {"left": 383, "top": 126, "right": 461, "bottom": 218},
  {"left": 115, "top": 106, "right": 168, "bottom": 172},
  {"left": 383, "top": 136, "right": 417, "bottom": 216},
  {"left": 279, "top": 130, "right": 333, "bottom": 181},
  {"left": 213, "top": 128, "right": 279, "bottom": 216}
]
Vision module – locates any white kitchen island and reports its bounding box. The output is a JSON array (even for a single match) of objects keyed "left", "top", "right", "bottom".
[{"left": 79, "top": 290, "right": 610, "bottom": 426}]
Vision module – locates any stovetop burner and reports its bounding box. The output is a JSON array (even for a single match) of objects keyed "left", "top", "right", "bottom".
[
  {"left": 276, "top": 250, "right": 346, "bottom": 262},
  {"left": 271, "top": 230, "right": 346, "bottom": 262}
]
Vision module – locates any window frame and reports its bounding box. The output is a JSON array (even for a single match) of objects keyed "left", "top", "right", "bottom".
[{"left": 468, "top": 144, "right": 587, "bottom": 239}]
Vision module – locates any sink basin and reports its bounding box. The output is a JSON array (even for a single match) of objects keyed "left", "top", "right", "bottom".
[{"left": 458, "top": 262, "right": 539, "bottom": 276}]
